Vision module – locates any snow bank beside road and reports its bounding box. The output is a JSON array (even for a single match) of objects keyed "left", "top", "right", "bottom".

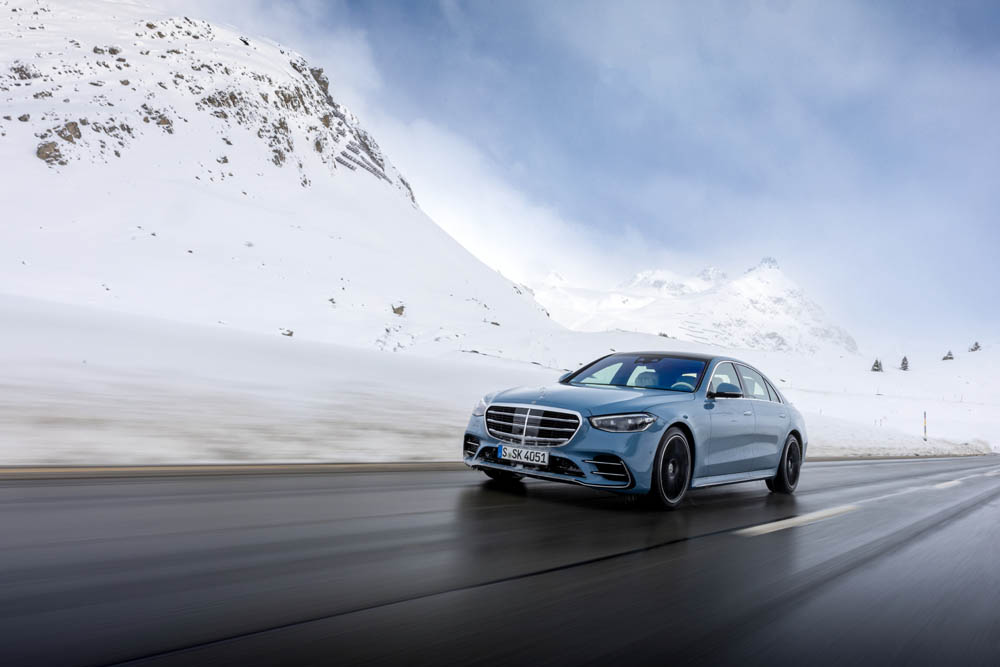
[
  {"left": 799, "top": 413, "right": 989, "bottom": 459},
  {"left": 1, "top": 295, "right": 993, "bottom": 465},
  {"left": 0, "top": 294, "right": 553, "bottom": 464}
]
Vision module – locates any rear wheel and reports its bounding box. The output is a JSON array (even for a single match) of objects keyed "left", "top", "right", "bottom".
[
  {"left": 770, "top": 434, "right": 802, "bottom": 494},
  {"left": 650, "top": 427, "right": 692, "bottom": 510},
  {"left": 483, "top": 468, "right": 523, "bottom": 483}
]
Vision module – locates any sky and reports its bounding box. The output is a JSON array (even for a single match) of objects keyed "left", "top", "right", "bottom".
[{"left": 162, "top": 0, "right": 1000, "bottom": 352}]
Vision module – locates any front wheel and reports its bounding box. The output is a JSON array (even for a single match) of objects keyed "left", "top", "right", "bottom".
[
  {"left": 650, "top": 427, "right": 693, "bottom": 509},
  {"left": 769, "top": 434, "right": 802, "bottom": 494}
]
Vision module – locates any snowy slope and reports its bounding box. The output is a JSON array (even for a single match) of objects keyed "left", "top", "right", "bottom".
[
  {"left": 0, "top": 0, "right": 557, "bottom": 357},
  {"left": 535, "top": 258, "right": 858, "bottom": 354}
]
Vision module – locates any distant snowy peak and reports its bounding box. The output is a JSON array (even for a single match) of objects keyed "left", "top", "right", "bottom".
[
  {"left": 697, "top": 266, "right": 728, "bottom": 283},
  {"left": 535, "top": 258, "right": 858, "bottom": 354},
  {"left": 1, "top": 0, "right": 416, "bottom": 203},
  {"left": 751, "top": 256, "right": 780, "bottom": 271},
  {"left": 625, "top": 266, "right": 729, "bottom": 296}
]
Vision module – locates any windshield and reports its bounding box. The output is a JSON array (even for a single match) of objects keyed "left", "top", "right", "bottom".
[{"left": 566, "top": 354, "right": 707, "bottom": 393}]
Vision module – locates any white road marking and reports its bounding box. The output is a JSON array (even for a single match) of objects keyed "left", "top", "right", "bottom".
[
  {"left": 739, "top": 463, "right": 999, "bottom": 538},
  {"left": 735, "top": 505, "right": 859, "bottom": 537},
  {"left": 855, "top": 485, "right": 924, "bottom": 505}
]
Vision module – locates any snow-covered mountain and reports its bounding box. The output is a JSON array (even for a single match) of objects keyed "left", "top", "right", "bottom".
[
  {"left": 534, "top": 258, "right": 858, "bottom": 354},
  {"left": 1, "top": 0, "right": 557, "bottom": 356}
]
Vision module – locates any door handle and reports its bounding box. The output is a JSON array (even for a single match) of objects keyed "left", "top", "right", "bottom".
[
  {"left": 779, "top": 414, "right": 787, "bottom": 419},
  {"left": 743, "top": 410, "right": 753, "bottom": 416}
]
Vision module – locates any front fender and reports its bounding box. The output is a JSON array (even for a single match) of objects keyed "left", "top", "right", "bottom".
[{"left": 652, "top": 402, "right": 711, "bottom": 482}]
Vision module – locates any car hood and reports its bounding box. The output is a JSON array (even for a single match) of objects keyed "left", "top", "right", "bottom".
[{"left": 489, "top": 383, "right": 694, "bottom": 416}]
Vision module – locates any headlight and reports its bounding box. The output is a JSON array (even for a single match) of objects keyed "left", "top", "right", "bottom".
[
  {"left": 589, "top": 413, "right": 656, "bottom": 432},
  {"left": 472, "top": 397, "right": 488, "bottom": 417}
]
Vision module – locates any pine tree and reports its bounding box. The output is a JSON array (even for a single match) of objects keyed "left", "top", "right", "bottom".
[
  {"left": 970, "top": 341, "right": 981, "bottom": 352},
  {"left": 900, "top": 356, "right": 908, "bottom": 371},
  {"left": 871, "top": 358, "right": 883, "bottom": 372},
  {"left": 942, "top": 350, "right": 954, "bottom": 361}
]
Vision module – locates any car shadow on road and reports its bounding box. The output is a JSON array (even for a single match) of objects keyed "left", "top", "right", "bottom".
[{"left": 469, "top": 472, "right": 802, "bottom": 522}]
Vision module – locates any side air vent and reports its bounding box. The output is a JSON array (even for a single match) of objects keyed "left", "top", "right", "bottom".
[
  {"left": 584, "top": 455, "right": 632, "bottom": 484},
  {"left": 463, "top": 434, "right": 480, "bottom": 458}
]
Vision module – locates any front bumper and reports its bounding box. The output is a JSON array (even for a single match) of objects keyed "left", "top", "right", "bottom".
[{"left": 462, "top": 413, "right": 664, "bottom": 494}]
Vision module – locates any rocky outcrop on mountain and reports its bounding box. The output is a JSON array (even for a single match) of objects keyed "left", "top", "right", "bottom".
[{"left": 2, "top": 0, "right": 415, "bottom": 203}]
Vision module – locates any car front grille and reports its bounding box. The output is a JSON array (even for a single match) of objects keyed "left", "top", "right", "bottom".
[{"left": 484, "top": 405, "right": 581, "bottom": 447}]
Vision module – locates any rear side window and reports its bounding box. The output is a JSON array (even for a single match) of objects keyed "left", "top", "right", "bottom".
[
  {"left": 766, "top": 381, "right": 782, "bottom": 403},
  {"left": 737, "top": 365, "right": 770, "bottom": 401},
  {"left": 709, "top": 362, "right": 741, "bottom": 393}
]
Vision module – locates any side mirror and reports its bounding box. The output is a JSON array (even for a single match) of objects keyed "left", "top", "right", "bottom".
[
  {"left": 708, "top": 382, "right": 742, "bottom": 399},
  {"left": 558, "top": 372, "right": 572, "bottom": 383}
]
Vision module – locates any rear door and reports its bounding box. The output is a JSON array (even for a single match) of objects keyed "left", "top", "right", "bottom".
[
  {"left": 764, "top": 379, "right": 789, "bottom": 469},
  {"left": 703, "top": 362, "right": 756, "bottom": 477},
  {"left": 736, "top": 364, "right": 781, "bottom": 471}
]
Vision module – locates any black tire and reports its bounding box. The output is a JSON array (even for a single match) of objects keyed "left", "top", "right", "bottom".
[
  {"left": 770, "top": 434, "right": 802, "bottom": 494},
  {"left": 764, "top": 478, "right": 775, "bottom": 492},
  {"left": 650, "top": 427, "right": 693, "bottom": 509},
  {"left": 483, "top": 468, "right": 523, "bottom": 483}
]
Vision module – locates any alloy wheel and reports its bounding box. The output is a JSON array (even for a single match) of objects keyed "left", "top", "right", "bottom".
[{"left": 660, "top": 435, "right": 691, "bottom": 503}]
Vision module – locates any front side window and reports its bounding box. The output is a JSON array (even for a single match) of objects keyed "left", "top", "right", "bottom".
[
  {"left": 568, "top": 354, "right": 707, "bottom": 392},
  {"left": 709, "top": 362, "right": 742, "bottom": 394},
  {"left": 737, "top": 365, "right": 770, "bottom": 401},
  {"left": 576, "top": 362, "right": 623, "bottom": 385}
]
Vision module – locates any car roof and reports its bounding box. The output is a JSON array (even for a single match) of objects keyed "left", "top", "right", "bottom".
[
  {"left": 609, "top": 351, "right": 767, "bottom": 371},
  {"left": 612, "top": 351, "right": 720, "bottom": 362}
]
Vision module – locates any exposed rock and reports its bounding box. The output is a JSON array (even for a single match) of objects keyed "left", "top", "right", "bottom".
[
  {"left": 10, "top": 61, "right": 41, "bottom": 79},
  {"left": 18, "top": 113, "right": 30, "bottom": 122},
  {"left": 55, "top": 121, "right": 82, "bottom": 143},
  {"left": 36, "top": 141, "right": 65, "bottom": 165}
]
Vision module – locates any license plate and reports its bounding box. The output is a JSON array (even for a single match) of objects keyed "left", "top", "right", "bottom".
[{"left": 498, "top": 444, "right": 549, "bottom": 466}]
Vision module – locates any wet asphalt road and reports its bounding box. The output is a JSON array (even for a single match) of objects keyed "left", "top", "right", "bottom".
[{"left": 2, "top": 457, "right": 999, "bottom": 666}]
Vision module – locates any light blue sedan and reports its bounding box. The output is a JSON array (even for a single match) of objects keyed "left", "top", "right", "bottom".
[{"left": 463, "top": 351, "right": 807, "bottom": 508}]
